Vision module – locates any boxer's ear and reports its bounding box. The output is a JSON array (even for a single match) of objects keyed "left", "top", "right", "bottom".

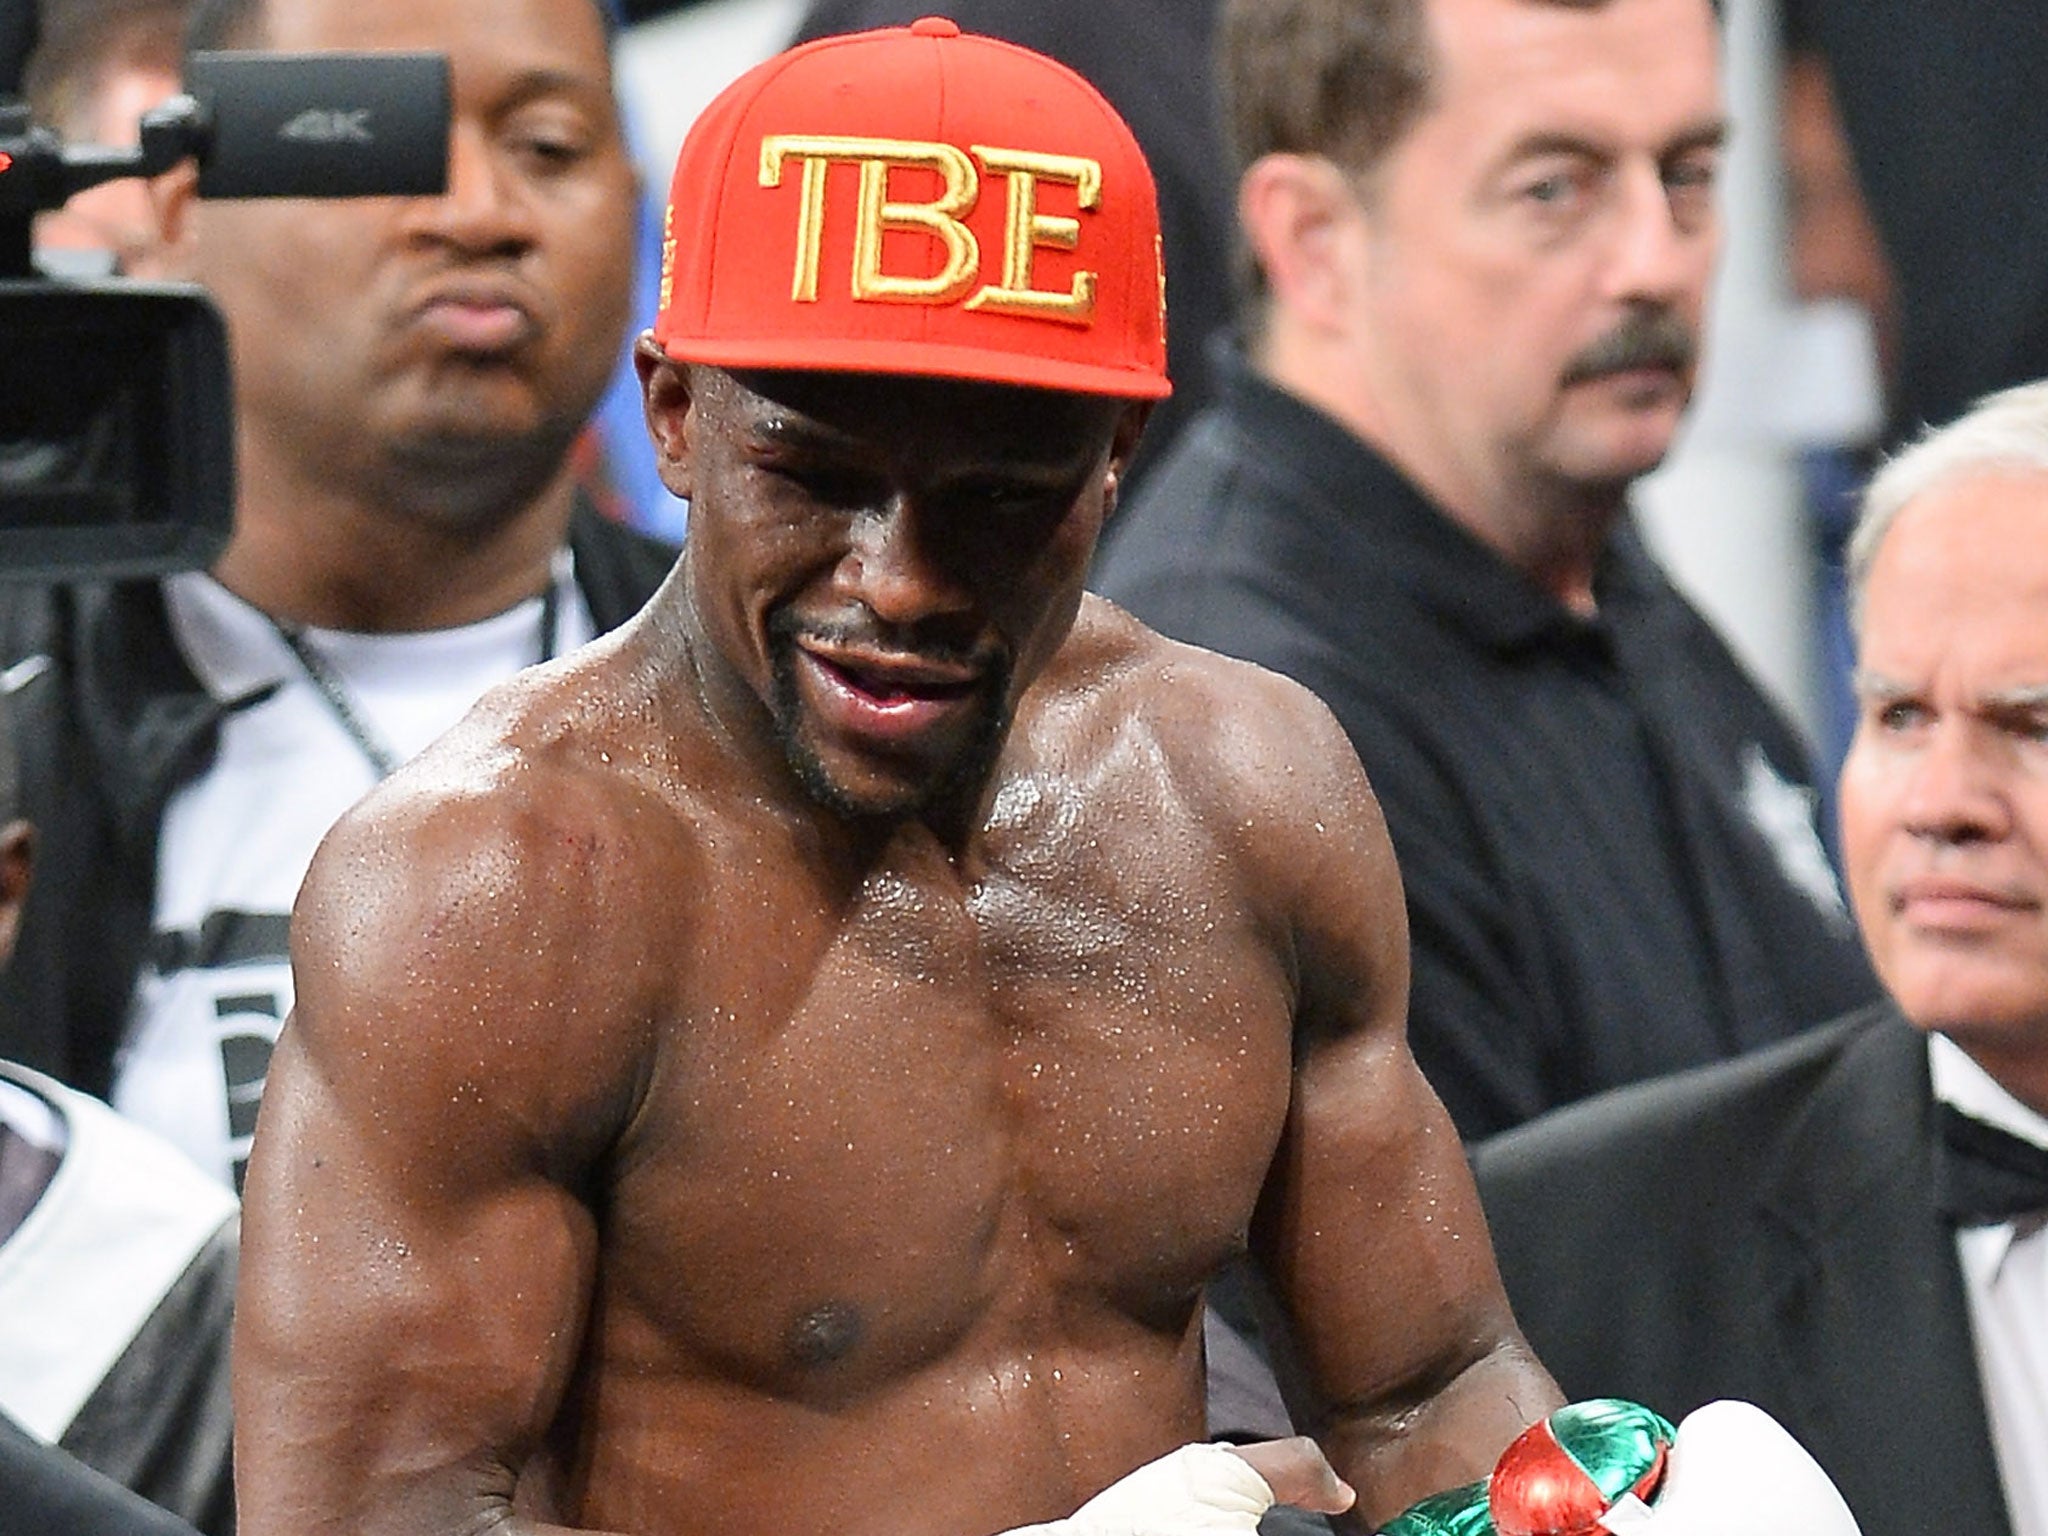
[
  {"left": 1102, "top": 400, "right": 1153, "bottom": 519},
  {"left": 635, "top": 336, "right": 698, "bottom": 501}
]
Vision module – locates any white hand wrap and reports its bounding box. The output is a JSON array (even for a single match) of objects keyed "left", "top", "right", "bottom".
[{"left": 1002, "top": 1444, "right": 1277, "bottom": 1536}]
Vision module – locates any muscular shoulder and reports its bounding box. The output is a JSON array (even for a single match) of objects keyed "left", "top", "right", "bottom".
[
  {"left": 1055, "top": 598, "right": 1404, "bottom": 1002},
  {"left": 290, "top": 642, "right": 689, "bottom": 1148},
  {"left": 1068, "top": 594, "right": 1379, "bottom": 842},
  {"left": 312, "top": 647, "right": 660, "bottom": 911}
]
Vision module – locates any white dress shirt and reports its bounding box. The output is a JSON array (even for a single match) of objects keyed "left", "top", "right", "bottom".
[{"left": 1931, "top": 1031, "right": 2048, "bottom": 1536}]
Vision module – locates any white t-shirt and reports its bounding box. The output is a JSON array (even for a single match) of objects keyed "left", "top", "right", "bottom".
[{"left": 114, "top": 561, "right": 593, "bottom": 1190}]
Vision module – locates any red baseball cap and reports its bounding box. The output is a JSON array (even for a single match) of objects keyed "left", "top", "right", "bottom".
[{"left": 652, "top": 16, "right": 1170, "bottom": 400}]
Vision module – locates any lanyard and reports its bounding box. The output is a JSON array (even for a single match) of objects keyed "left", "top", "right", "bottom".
[{"left": 270, "top": 577, "right": 562, "bottom": 781}]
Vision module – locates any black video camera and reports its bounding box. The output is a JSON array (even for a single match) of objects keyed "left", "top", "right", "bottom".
[{"left": 0, "top": 47, "right": 451, "bottom": 582}]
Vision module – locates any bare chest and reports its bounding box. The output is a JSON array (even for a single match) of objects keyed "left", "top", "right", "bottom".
[{"left": 602, "top": 814, "right": 1297, "bottom": 1396}]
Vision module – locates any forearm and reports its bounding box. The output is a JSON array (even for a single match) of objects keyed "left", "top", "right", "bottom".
[
  {"left": 237, "top": 1489, "right": 629, "bottom": 1536},
  {"left": 1322, "top": 1340, "right": 1562, "bottom": 1530}
]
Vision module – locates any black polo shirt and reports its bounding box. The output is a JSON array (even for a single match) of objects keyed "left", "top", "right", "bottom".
[{"left": 1092, "top": 348, "right": 1881, "bottom": 1139}]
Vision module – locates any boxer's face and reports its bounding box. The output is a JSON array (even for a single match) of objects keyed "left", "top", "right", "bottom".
[
  {"left": 1840, "top": 470, "right": 2048, "bottom": 1089},
  {"left": 647, "top": 359, "right": 1144, "bottom": 823}
]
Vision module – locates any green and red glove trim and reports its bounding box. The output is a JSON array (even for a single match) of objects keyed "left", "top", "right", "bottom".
[{"left": 1381, "top": 1400, "right": 1676, "bottom": 1536}]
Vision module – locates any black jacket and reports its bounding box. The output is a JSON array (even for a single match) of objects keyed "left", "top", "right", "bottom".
[
  {"left": 0, "top": 505, "right": 676, "bottom": 1096},
  {"left": 1474, "top": 1003, "right": 2013, "bottom": 1536},
  {"left": 0, "top": 1413, "right": 202, "bottom": 1536}
]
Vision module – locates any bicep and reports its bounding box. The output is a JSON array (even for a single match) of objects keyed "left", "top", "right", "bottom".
[
  {"left": 1241, "top": 705, "right": 1552, "bottom": 1508},
  {"left": 235, "top": 793, "right": 637, "bottom": 1536},
  {"left": 1258, "top": 1014, "right": 1510, "bottom": 1422},
  {"left": 1254, "top": 802, "right": 1505, "bottom": 1423},
  {"left": 1241, "top": 702, "right": 1500, "bottom": 1377},
  {"left": 238, "top": 1018, "right": 603, "bottom": 1523},
  {"left": 1261, "top": 998, "right": 1558, "bottom": 1523}
]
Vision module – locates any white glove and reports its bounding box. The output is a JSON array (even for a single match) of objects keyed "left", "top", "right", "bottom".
[
  {"left": 1003, "top": 1443, "right": 1278, "bottom": 1536},
  {"left": 1595, "top": 1401, "right": 1861, "bottom": 1536}
]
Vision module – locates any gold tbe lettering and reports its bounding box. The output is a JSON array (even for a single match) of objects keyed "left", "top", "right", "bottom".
[
  {"left": 967, "top": 146, "right": 1101, "bottom": 325},
  {"left": 757, "top": 138, "right": 834, "bottom": 303},
  {"left": 756, "top": 135, "right": 1107, "bottom": 323},
  {"left": 760, "top": 134, "right": 980, "bottom": 305}
]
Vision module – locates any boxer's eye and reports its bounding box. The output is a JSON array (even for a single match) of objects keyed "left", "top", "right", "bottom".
[
  {"left": 766, "top": 460, "right": 880, "bottom": 510},
  {"left": 948, "top": 480, "right": 1061, "bottom": 520}
]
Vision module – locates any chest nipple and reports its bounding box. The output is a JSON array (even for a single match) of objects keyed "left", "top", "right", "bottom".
[{"left": 786, "top": 1299, "right": 866, "bottom": 1367}]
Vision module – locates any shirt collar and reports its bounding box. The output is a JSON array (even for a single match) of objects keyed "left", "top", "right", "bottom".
[
  {"left": 1934, "top": 1034, "right": 2048, "bottom": 1275},
  {"left": 1215, "top": 340, "right": 1647, "bottom": 658},
  {"left": 1930, "top": 1030, "right": 2048, "bottom": 1153}
]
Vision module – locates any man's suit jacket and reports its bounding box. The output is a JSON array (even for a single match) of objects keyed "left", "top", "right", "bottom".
[
  {"left": 1474, "top": 1003, "right": 2013, "bottom": 1536},
  {"left": 0, "top": 1412, "right": 199, "bottom": 1536}
]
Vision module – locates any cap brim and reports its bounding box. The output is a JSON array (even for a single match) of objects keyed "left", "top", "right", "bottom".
[{"left": 656, "top": 332, "right": 1172, "bottom": 401}]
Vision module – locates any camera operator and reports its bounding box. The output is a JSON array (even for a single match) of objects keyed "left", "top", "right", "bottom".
[{"left": 0, "top": 0, "right": 675, "bottom": 1191}]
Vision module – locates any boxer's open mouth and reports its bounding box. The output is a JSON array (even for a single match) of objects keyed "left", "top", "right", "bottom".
[{"left": 812, "top": 653, "right": 979, "bottom": 707}]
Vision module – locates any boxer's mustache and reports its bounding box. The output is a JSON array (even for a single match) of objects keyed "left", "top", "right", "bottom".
[
  {"left": 1562, "top": 309, "right": 1696, "bottom": 384},
  {"left": 773, "top": 609, "right": 1004, "bottom": 677}
]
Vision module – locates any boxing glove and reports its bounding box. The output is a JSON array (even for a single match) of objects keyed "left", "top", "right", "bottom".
[
  {"left": 1595, "top": 1401, "right": 1860, "bottom": 1536},
  {"left": 1381, "top": 1399, "right": 1862, "bottom": 1536},
  {"left": 1381, "top": 1399, "right": 1671, "bottom": 1536}
]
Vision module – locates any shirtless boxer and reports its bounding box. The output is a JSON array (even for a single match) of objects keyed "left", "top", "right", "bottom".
[{"left": 232, "top": 21, "right": 1563, "bottom": 1535}]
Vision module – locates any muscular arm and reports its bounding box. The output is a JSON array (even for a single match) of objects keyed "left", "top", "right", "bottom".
[
  {"left": 233, "top": 740, "right": 659, "bottom": 1536},
  {"left": 1235, "top": 683, "right": 1562, "bottom": 1527}
]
